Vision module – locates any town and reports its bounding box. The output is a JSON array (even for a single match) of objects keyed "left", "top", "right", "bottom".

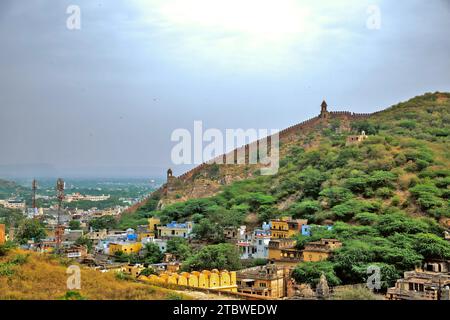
[{"left": 1, "top": 175, "right": 449, "bottom": 300}]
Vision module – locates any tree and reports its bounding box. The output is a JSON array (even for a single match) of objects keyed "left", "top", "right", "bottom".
[
  {"left": 192, "top": 219, "right": 224, "bottom": 243},
  {"left": 288, "top": 200, "right": 321, "bottom": 219},
  {"left": 298, "top": 167, "right": 327, "bottom": 198},
  {"left": 166, "top": 238, "right": 192, "bottom": 260},
  {"left": 16, "top": 219, "right": 46, "bottom": 245},
  {"left": 89, "top": 216, "right": 117, "bottom": 231},
  {"left": 182, "top": 243, "right": 241, "bottom": 272},
  {"left": 413, "top": 233, "right": 450, "bottom": 260},
  {"left": 68, "top": 220, "right": 81, "bottom": 230},
  {"left": 319, "top": 187, "right": 353, "bottom": 208},
  {"left": 143, "top": 243, "right": 163, "bottom": 264},
  {"left": 75, "top": 236, "right": 93, "bottom": 252},
  {"left": 292, "top": 261, "right": 341, "bottom": 287}
]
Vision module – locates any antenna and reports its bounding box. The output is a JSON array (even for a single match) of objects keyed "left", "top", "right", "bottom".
[
  {"left": 32, "top": 179, "right": 37, "bottom": 209},
  {"left": 55, "top": 178, "right": 65, "bottom": 251}
]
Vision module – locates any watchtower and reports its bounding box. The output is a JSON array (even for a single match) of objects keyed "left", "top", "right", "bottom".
[{"left": 320, "top": 100, "right": 329, "bottom": 118}]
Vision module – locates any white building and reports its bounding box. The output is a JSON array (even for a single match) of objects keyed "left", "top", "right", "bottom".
[{"left": 237, "top": 224, "right": 270, "bottom": 260}]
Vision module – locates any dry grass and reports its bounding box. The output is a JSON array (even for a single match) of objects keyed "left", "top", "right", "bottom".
[{"left": 0, "top": 249, "right": 192, "bottom": 300}]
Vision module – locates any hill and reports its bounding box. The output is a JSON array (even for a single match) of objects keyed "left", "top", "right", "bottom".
[
  {"left": 0, "top": 247, "right": 192, "bottom": 300},
  {"left": 120, "top": 92, "right": 450, "bottom": 287}
]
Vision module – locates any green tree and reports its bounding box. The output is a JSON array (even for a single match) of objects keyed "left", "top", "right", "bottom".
[
  {"left": 413, "top": 233, "right": 450, "bottom": 260},
  {"left": 182, "top": 243, "right": 241, "bottom": 272},
  {"left": 192, "top": 219, "right": 224, "bottom": 243},
  {"left": 143, "top": 243, "right": 164, "bottom": 264},
  {"left": 292, "top": 261, "right": 341, "bottom": 287},
  {"left": 89, "top": 216, "right": 117, "bottom": 231},
  {"left": 166, "top": 238, "right": 192, "bottom": 260},
  {"left": 68, "top": 220, "right": 81, "bottom": 230},
  {"left": 16, "top": 219, "right": 47, "bottom": 245},
  {"left": 74, "top": 236, "right": 93, "bottom": 252},
  {"left": 319, "top": 187, "right": 353, "bottom": 208}
]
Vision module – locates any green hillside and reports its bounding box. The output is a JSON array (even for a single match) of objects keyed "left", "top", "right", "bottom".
[{"left": 123, "top": 92, "right": 450, "bottom": 288}]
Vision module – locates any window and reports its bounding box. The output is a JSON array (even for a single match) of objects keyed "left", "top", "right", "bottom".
[{"left": 259, "top": 283, "right": 266, "bottom": 287}]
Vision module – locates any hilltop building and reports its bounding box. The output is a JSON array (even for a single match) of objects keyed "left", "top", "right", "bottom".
[
  {"left": 320, "top": 100, "right": 329, "bottom": 119},
  {"left": 346, "top": 131, "right": 368, "bottom": 146}
]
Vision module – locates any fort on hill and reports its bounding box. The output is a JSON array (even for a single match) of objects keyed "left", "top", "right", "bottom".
[{"left": 128, "top": 100, "right": 379, "bottom": 211}]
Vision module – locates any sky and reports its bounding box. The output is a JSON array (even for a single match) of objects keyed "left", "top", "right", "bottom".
[{"left": 0, "top": 0, "right": 449, "bottom": 178}]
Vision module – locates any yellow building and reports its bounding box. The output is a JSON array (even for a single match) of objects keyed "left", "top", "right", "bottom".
[
  {"left": 268, "top": 239, "right": 302, "bottom": 266},
  {"left": 158, "top": 221, "right": 193, "bottom": 238},
  {"left": 121, "top": 264, "right": 146, "bottom": 277},
  {"left": 236, "top": 265, "right": 289, "bottom": 298},
  {"left": 141, "top": 269, "right": 237, "bottom": 293},
  {"left": 148, "top": 217, "right": 161, "bottom": 232},
  {"left": 109, "top": 242, "right": 142, "bottom": 256},
  {"left": 0, "top": 224, "right": 5, "bottom": 245},
  {"left": 138, "top": 231, "right": 154, "bottom": 241},
  {"left": 302, "top": 239, "right": 342, "bottom": 262},
  {"left": 270, "top": 217, "right": 306, "bottom": 239}
]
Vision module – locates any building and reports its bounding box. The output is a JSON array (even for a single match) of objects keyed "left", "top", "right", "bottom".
[
  {"left": 236, "top": 265, "right": 289, "bottom": 298},
  {"left": 0, "top": 199, "right": 26, "bottom": 212},
  {"left": 65, "top": 193, "right": 111, "bottom": 203},
  {"left": 0, "top": 224, "right": 5, "bottom": 245},
  {"left": 148, "top": 217, "right": 161, "bottom": 233},
  {"left": 141, "top": 269, "right": 238, "bottom": 293},
  {"left": 223, "top": 226, "right": 239, "bottom": 241},
  {"left": 270, "top": 217, "right": 307, "bottom": 239},
  {"left": 387, "top": 261, "right": 450, "bottom": 300},
  {"left": 345, "top": 131, "right": 368, "bottom": 146},
  {"left": 158, "top": 221, "right": 193, "bottom": 238},
  {"left": 109, "top": 241, "right": 142, "bottom": 256},
  {"left": 121, "top": 264, "right": 146, "bottom": 278},
  {"left": 268, "top": 239, "right": 302, "bottom": 266},
  {"left": 141, "top": 236, "right": 167, "bottom": 253},
  {"left": 235, "top": 225, "right": 271, "bottom": 260},
  {"left": 86, "top": 229, "right": 107, "bottom": 242},
  {"left": 62, "top": 229, "right": 84, "bottom": 242},
  {"left": 302, "top": 239, "right": 342, "bottom": 262},
  {"left": 64, "top": 245, "right": 88, "bottom": 260}
]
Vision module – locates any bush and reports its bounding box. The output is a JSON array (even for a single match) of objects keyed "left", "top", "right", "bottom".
[
  {"left": 182, "top": 243, "right": 241, "bottom": 272},
  {"left": 354, "top": 212, "right": 379, "bottom": 226},
  {"left": 319, "top": 187, "right": 353, "bottom": 208},
  {"left": 292, "top": 261, "right": 341, "bottom": 287}
]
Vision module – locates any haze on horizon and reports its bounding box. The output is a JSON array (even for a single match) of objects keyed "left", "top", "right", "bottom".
[{"left": 0, "top": 0, "right": 449, "bottom": 179}]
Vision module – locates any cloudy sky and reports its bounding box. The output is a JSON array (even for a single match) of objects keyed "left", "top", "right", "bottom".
[{"left": 0, "top": 0, "right": 449, "bottom": 178}]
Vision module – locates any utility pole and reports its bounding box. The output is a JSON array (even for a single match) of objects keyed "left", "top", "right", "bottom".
[{"left": 55, "top": 178, "right": 65, "bottom": 252}]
